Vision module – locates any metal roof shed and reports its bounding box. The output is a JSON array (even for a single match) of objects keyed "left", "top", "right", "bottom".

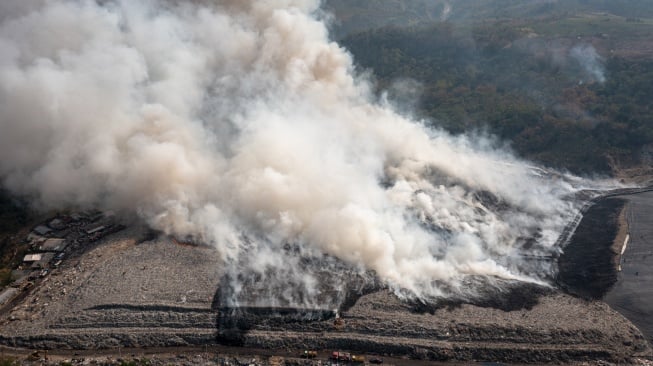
[
  {"left": 40, "top": 238, "right": 67, "bottom": 252},
  {"left": 23, "top": 254, "right": 43, "bottom": 263}
]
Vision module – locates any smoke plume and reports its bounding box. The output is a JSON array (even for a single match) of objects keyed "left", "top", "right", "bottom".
[
  {"left": 570, "top": 43, "right": 606, "bottom": 83},
  {"left": 441, "top": 2, "right": 453, "bottom": 21},
  {"left": 0, "top": 0, "right": 603, "bottom": 305}
]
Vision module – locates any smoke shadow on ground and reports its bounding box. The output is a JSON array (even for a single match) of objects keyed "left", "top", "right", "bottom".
[
  {"left": 556, "top": 198, "right": 625, "bottom": 299},
  {"left": 210, "top": 266, "right": 382, "bottom": 345},
  {"left": 408, "top": 281, "right": 554, "bottom": 313}
]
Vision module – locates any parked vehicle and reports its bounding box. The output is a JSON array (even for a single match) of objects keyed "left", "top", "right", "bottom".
[
  {"left": 351, "top": 355, "right": 365, "bottom": 363},
  {"left": 369, "top": 357, "right": 384, "bottom": 364},
  {"left": 330, "top": 351, "right": 351, "bottom": 362},
  {"left": 301, "top": 350, "right": 317, "bottom": 359}
]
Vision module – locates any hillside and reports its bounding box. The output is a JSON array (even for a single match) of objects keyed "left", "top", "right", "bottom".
[
  {"left": 326, "top": 0, "right": 653, "bottom": 38},
  {"left": 338, "top": 10, "right": 653, "bottom": 176}
]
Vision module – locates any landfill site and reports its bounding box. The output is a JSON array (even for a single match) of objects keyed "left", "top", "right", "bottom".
[{"left": 0, "top": 205, "right": 651, "bottom": 366}]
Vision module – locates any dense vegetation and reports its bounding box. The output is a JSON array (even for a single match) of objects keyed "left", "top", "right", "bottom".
[
  {"left": 326, "top": 0, "right": 653, "bottom": 38},
  {"left": 340, "top": 13, "right": 653, "bottom": 174}
]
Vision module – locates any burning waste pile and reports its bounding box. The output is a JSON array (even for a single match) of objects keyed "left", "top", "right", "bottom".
[{"left": 0, "top": 0, "right": 607, "bottom": 311}]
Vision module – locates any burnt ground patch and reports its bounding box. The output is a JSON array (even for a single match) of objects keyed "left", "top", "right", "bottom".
[
  {"left": 211, "top": 269, "right": 379, "bottom": 345},
  {"left": 556, "top": 197, "right": 626, "bottom": 299},
  {"left": 409, "top": 281, "right": 554, "bottom": 314},
  {"left": 215, "top": 306, "right": 336, "bottom": 346}
]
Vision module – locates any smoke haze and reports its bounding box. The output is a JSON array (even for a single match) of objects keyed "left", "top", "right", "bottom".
[
  {"left": 441, "top": 2, "right": 452, "bottom": 21},
  {"left": 0, "top": 0, "right": 604, "bottom": 304},
  {"left": 570, "top": 44, "right": 606, "bottom": 83}
]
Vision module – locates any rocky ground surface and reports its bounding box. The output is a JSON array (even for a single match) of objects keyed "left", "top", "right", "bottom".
[
  {"left": 0, "top": 225, "right": 222, "bottom": 350},
  {"left": 0, "top": 220, "right": 650, "bottom": 365},
  {"left": 228, "top": 290, "right": 649, "bottom": 364}
]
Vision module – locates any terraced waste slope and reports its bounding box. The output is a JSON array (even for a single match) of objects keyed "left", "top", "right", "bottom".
[
  {"left": 0, "top": 228, "right": 222, "bottom": 349},
  {"left": 0, "top": 227, "right": 649, "bottom": 364}
]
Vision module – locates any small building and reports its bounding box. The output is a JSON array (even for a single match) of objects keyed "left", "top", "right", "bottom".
[
  {"left": 39, "top": 238, "right": 67, "bottom": 252},
  {"left": 51, "top": 229, "right": 71, "bottom": 239},
  {"left": 23, "top": 254, "right": 43, "bottom": 263},
  {"left": 32, "top": 253, "right": 55, "bottom": 269},
  {"left": 48, "top": 218, "right": 66, "bottom": 230},
  {"left": 26, "top": 233, "right": 46, "bottom": 244},
  {"left": 23, "top": 253, "right": 54, "bottom": 269},
  {"left": 33, "top": 225, "right": 52, "bottom": 236}
]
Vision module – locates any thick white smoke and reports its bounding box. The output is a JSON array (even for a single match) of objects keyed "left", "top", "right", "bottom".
[{"left": 0, "top": 0, "right": 598, "bottom": 304}]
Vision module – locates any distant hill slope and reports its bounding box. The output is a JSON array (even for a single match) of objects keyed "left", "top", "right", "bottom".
[
  {"left": 325, "top": 0, "right": 653, "bottom": 38},
  {"left": 337, "top": 9, "right": 653, "bottom": 175}
]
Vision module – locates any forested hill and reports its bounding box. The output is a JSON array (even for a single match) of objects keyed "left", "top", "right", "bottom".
[
  {"left": 325, "top": 0, "right": 653, "bottom": 38},
  {"left": 333, "top": 5, "right": 653, "bottom": 177}
]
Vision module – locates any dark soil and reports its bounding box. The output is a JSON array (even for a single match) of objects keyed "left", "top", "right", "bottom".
[
  {"left": 556, "top": 197, "right": 626, "bottom": 299},
  {"left": 605, "top": 191, "right": 653, "bottom": 344},
  {"left": 409, "top": 282, "right": 554, "bottom": 313}
]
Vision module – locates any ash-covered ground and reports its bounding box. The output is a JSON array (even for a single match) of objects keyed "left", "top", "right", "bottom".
[{"left": 0, "top": 213, "right": 650, "bottom": 365}]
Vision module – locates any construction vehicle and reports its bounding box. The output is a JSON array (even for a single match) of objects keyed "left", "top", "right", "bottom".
[
  {"left": 301, "top": 350, "right": 317, "bottom": 359},
  {"left": 351, "top": 355, "right": 365, "bottom": 363}
]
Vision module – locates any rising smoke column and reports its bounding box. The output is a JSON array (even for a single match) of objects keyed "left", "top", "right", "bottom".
[
  {"left": 0, "top": 0, "right": 592, "bottom": 303},
  {"left": 570, "top": 43, "right": 606, "bottom": 83}
]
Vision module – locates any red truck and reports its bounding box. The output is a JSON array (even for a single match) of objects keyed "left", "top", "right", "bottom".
[{"left": 330, "top": 351, "right": 351, "bottom": 362}]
